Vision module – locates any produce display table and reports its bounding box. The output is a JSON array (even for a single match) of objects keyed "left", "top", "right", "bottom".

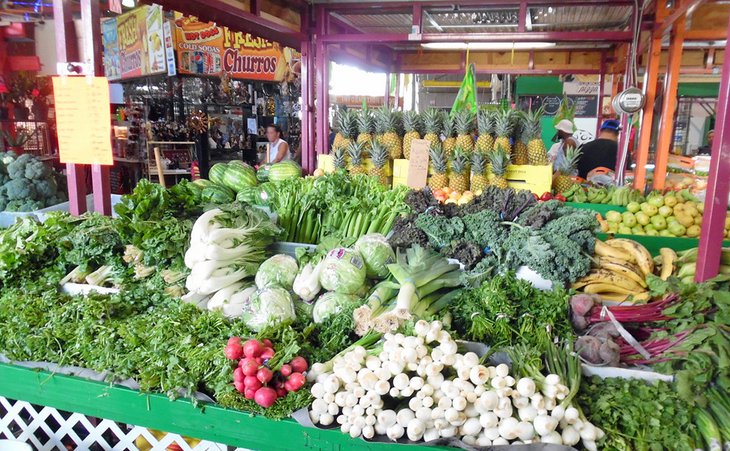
[
  {"left": 597, "top": 233, "right": 730, "bottom": 256},
  {"left": 0, "top": 363, "right": 436, "bottom": 451}
]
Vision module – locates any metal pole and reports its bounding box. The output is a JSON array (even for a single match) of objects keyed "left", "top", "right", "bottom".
[
  {"left": 81, "top": 0, "right": 112, "bottom": 215},
  {"left": 695, "top": 13, "right": 730, "bottom": 281},
  {"left": 633, "top": 2, "right": 665, "bottom": 191},
  {"left": 52, "top": 0, "right": 87, "bottom": 215},
  {"left": 614, "top": 0, "right": 638, "bottom": 184},
  {"left": 385, "top": 73, "right": 391, "bottom": 109},
  {"left": 394, "top": 73, "right": 401, "bottom": 109},
  {"left": 653, "top": 13, "right": 686, "bottom": 190}
]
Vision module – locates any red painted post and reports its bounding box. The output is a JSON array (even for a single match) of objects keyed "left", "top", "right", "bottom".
[
  {"left": 596, "top": 51, "right": 606, "bottom": 137},
  {"left": 299, "top": 5, "right": 315, "bottom": 174},
  {"left": 315, "top": 6, "right": 330, "bottom": 155},
  {"left": 653, "top": 13, "right": 686, "bottom": 191},
  {"left": 695, "top": 14, "right": 730, "bottom": 281},
  {"left": 53, "top": 0, "right": 87, "bottom": 215},
  {"left": 518, "top": 2, "right": 527, "bottom": 32},
  {"left": 412, "top": 4, "right": 423, "bottom": 33},
  {"left": 81, "top": 0, "right": 112, "bottom": 216}
]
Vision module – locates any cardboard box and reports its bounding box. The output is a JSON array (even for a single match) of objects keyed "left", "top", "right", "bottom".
[
  {"left": 392, "top": 176, "right": 408, "bottom": 188},
  {"left": 363, "top": 158, "right": 393, "bottom": 177},
  {"left": 505, "top": 164, "right": 553, "bottom": 195},
  {"left": 392, "top": 159, "right": 409, "bottom": 179}
]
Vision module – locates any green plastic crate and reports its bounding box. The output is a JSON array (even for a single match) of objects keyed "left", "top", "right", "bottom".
[{"left": 566, "top": 202, "right": 627, "bottom": 216}]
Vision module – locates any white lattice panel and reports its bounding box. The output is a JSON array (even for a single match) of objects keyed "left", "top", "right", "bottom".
[{"left": 0, "top": 396, "right": 249, "bottom": 451}]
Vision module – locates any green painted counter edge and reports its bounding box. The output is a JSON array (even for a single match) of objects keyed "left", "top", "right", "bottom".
[{"left": 0, "top": 363, "right": 438, "bottom": 451}]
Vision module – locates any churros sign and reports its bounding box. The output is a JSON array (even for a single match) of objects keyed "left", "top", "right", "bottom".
[{"left": 172, "top": 16, "right": 299, "bottom": 82}]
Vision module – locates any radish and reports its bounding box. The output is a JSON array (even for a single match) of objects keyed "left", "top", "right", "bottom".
[
  {"left": 244, "top": 376, "right": 262, "bottom": 391},
  {"left": 262, "top": 338, "right": 274, "bottom": 348},
  {"left": 255, "top": 387, "right": 278, "bottom": 408},
  {"left": 257, "top": 367, "right": 274, "bottom": 384},
  {"left": 280, "top": 364, "right": 293, "bottom": 377},
  {"left": 239, "top": 358, "right": 259, "bottom": 377},
  {"left": 233, "top": 367, "right": 245, "bottom": 383},
  {"left": 276, "top": 387, "right": 288, "bottom": 398},
  {"left": 286, "top": 372, "right": 306, "bottom": 392},
  {"left": 261, "top": 347, "right": 275, "bottom": 361},
  {"left": 228, "top": 336, "right": 242, "bottom": 345},
  {"left": 244, "top": 387, "right": 257, "bottom": 400},
  {"left": 224, "top": 342, "right": 243, "bottom": 360},
  {"left": 243, "top": 339, "right": 263, "bottom": 358},
  {"left": 290, "top": 356, "right": 308, "bottom": 373},
  {"left": 234, "top": 380, "right": 245, "bottom": 393}
]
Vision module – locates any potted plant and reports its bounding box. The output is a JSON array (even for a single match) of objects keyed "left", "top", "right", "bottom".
[{"left": 3, "top": 129, "right": 30, "bottom": 153}]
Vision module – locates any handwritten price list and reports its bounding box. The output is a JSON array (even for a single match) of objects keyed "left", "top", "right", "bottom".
[{"left": 52, "top": 77, "right": 113, "bottom": 165}]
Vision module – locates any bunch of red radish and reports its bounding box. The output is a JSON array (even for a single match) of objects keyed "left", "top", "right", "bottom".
[{"left": 225, "top": 336, "right": 308, "bottom": 408}]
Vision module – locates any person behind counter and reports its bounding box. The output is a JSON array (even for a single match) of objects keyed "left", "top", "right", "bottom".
[
  {"left": 576, "top": 119, "right": 620, "bottom": 179},
  {"left": 697, "top": 130, "right": 714, "bottom": 155},
  {"left": 265, "top": 124, "right": 290, "bottom": 163}
]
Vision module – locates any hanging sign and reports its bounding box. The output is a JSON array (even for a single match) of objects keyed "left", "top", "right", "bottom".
[
  {"left": 101, "top": 5, "right": 166, "bottom": 80},
  {"left": 172, "top": 16, "right": 300, "bottom": 82},
  {"left": 52, "top": 77, "right": 113, "bottom": 165}
]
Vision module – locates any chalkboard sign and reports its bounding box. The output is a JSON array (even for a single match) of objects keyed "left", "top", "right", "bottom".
[
  {"left": 542, "top": 96, "right": 562, "bottom": 115},
  {"left": 568, "top": 95, "right": 598, "bottom": 118}
]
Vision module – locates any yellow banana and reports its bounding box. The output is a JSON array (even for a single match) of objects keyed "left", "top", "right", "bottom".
[
  {"left": 582, "top": 283, "right": 637, "bottom": 295},
  {"left": 596, "top": 258, "right": 648, "bottom": 288},
  {"left": 598, "top": 292, "right": 652, "bottom": 303},
  {"left": 659, "top": 247, "right": 678, "bottom": 280},
  {"left": 594, "top": 239, "right": 635, "bottom": 262},
  {"left": 572, "top": 269, "right": 645, "bottom": 292},
  {"left": 605, "top": 238, "right": 654, "bottom": 277}
]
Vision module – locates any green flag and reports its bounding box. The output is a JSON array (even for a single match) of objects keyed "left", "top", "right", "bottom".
[{"left": 451, "top": 63, "right": 478, "bottom": 117}]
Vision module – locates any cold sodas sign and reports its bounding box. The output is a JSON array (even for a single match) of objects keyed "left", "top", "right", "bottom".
[{"left": 173, "top": 16, "right": 299, "bottom": 82}]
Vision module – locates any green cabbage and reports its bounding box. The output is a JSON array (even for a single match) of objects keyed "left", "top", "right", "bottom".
[
  {"left": 241, "top": 287, "right": 295, "bottom": 331},
  {"left": 255, "top": 254, "right": 298, "bottom": 290},
  {"left": 319, "top": 248, "right": 366, "bottom": 295},
  {"left": 312, "top": 292, "right": 358, "bottom": 324},
  {"left": 354, "top": 233, "right": 396, "bottom": 279}
]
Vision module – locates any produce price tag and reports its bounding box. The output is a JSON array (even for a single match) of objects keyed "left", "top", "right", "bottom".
[
  {"left": 52, "top": 76, "right": 113, "bottom": 165},
  {"left": 406, "top": 139, "right": 430, "bottom": 189}
]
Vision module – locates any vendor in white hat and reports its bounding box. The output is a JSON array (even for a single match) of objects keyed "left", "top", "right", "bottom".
[{"left": 547, "top": 119, "right": 580, "bottom": 169}]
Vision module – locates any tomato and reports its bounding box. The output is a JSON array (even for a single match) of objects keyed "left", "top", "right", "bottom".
[
  {"left": 554, "top": 194, "right": 567, "bottom": 202},
  {"left": 540, "top": 192, "right": 553, "bottom": 201}
]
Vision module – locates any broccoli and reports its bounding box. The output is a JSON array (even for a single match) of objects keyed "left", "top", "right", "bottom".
[
  {"left": 24, "top": 158, "right": 52, "bottom": 180},
  {"left": 0, "top": 173, "right": 8, "bottom": 186},
  {"left": 6, "top": 153, "right": 33, "bottom": 180},
  {"left": 0, "top": 196, "right": 6, "bottom": 211},
  {"left": 1, "top": 178, "right": 36, "bottom": 201},
  {"left": 4, "top": 199, "right": 43, "bottom": 212},
  {"left": 0, "top": 151, "right": 16, "bottom": 166},
  {"left": 32, "top": 178, "right": 58, "bottom": 200}
]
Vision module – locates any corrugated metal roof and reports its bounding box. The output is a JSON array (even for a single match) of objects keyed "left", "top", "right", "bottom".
[{"left": 338, "top": 4, "right": 632, "bottom": 34}]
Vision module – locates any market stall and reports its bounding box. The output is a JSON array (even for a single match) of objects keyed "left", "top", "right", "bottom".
[{"left": 2, "top": 0, "right": 730, "bottom": 450}]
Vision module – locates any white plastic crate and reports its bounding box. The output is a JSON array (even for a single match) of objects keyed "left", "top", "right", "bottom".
[{"left": 0, "top": 194, "right": 122, "bottom": 227}]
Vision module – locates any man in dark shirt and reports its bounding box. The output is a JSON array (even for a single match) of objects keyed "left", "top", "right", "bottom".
[
  {"left": 577, "top": 119, "right": 620, "bottom": 179},
  {"left": 697, "top": 130, "right": 714, "bottom": 155}
]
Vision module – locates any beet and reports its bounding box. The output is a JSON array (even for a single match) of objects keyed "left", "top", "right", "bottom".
[
  {"left": 575, "top": 335, "right": 603, "bottom": 364},
  {"left": 598, "top": 339, "right": 621, "bottom": 367},
  {"left": 570, "top": 293, "right": 598, "bottom": 317}
]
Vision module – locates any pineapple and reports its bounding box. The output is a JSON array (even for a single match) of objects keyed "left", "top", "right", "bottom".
[
  {"left": 334, "top": 110, "right": 357, "bottom": 154},
  {"left": 524, "top": 107, "right": 549, "bottom": 165},
  {"left": 511, "top": 112, "right": 528, "bottom": 165},
  {"left": 492, "top": 110, "right": 513, "bottom": 155},
  {"left": 476, "top": 110, "right": 494, "bottom": 153},
  {"left": 553, "top": 145, "right": 582, "bottom": 193},
  {"left": 488, "top": 146, "right": 510, "bottom": 189},
  {"left": 333, "top": 146, "right": 347, "bottom": 171},
  {"left": 454, "top": 109, "right": 475, "bottom": 154},
  {"left": 422, "top": 108, "right": 442, "bottom": 148},
  {"left": 402, "top": 111, "right": 422, "bottom": 159},
  {"left": 442, "top": 112, "right": 456, "bottom": 157},
  {"left": 375, "top": 108, "right": 403, "bottom": 159},
  {"left": 428, "top": 144, "right": 448, "bottom": 190},
  {"left": 347, "top": 141, "right": 366, "bottom": 175},
  {"left": 332, "top": 109, "right": 344, "bottom": 151},
  {"left": 356, "top": 109, "right": 375, "bottom": 153},
  {"left": 369, "top": 141, "right": 389, "bottom": 185},
  {"left": 448, "top": 147, "right": 470, "bottom": 192},
  {"left": 470, "top": 151, "right": 488, "bottom": 193}
]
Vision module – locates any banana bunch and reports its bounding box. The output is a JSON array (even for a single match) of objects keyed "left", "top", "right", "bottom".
[
  {"left": 572, "top": 238, "right": 653, "bottom": 303},
  {"left": 562, "top": 185, "right": 645, "bottom": 206},
  {"left": 655, "top": 247, "right": 730, "bottom": 283}
]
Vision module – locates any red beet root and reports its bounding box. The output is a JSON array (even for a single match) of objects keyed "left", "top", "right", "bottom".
[
  {"left": 243, "top": 339, "right": 264, "bottom": 358},
  {"left": 254, "top": 387, "right": 278, "bottom": 408},
  {"left": 224, "top": 343, "right": 243, "bottom": 360},
  {"left": 289, "top": 356, "right": 308, "bottom": 373},
  {"left": 257, "top": 367, "right": 274, "bottom": 384},
  {"left": 280, "top": 364, "right": 292, "bottom": 377}
]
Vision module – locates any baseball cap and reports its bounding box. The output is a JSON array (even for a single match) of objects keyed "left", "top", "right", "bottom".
[
  {"left": 600, "top": 119, "right": 621, "bottom": 131},
  {"left": 555, "top": 119, "right": 575, "bottom": 134}
]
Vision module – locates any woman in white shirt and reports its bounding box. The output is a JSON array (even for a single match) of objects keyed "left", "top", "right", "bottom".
[{"left": 265, "top": 124, "right": 290, "bottom": 163}]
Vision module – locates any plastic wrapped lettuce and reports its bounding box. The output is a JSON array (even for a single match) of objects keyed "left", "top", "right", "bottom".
[
  {"left": 354, "top": 233, "right": 396, "bottom": 279},
  {"left": 255, "top": 254, "right": 298, "bottom": 290},
  {"left": 319, "top": 248, "right": 366, "bottom": 295},
  {"left": 312, "top": 292, "right": 359, "bottom": 324},
  {"left": 241, "top": 287, "right": 296, "bottom": 331}
]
